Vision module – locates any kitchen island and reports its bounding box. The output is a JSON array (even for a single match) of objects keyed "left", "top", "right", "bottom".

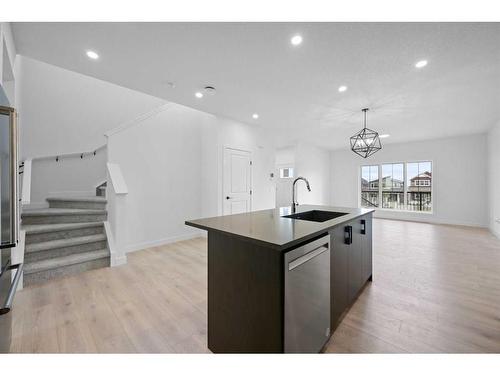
[{"left": 185, "top": 205, "right": 374, "bottom": 353}]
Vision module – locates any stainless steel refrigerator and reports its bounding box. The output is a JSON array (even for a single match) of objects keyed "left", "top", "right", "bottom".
[{"left": 0, "top": 86, "right": 22, "bottom": 353}]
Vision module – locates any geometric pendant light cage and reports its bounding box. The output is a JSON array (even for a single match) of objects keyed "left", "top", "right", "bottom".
[{"left": 350, "top": 108, "right": 382, "bottom": 158}]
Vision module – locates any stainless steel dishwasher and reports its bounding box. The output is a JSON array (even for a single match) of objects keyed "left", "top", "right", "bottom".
[{"left": 284, "top": 234, "right": 330, "bottom": 353}]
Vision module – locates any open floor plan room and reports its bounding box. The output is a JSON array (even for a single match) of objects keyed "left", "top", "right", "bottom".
[{"left": 0, "top": 15, "right": 499, "bottom": 360}]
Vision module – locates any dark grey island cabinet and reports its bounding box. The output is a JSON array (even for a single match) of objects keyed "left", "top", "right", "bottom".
[
  {"left": 331, "top": 214, "right": 373, "bottom": 330},
  {"left": 186, "top": 205, "right": 373, "bottom": 353}
]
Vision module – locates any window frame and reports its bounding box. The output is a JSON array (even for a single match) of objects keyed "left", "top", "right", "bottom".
[
  {"left": 360, "top": 164, "right": 380, "bottom": 209},
  {"left": 278, "top": 165, "right": 295, "bottom": 179},
  {"left": 380, "top": 162, "right": 405, "bottom": 210},
  {"left": 358, "top": 160, "right": 434, "bottom": 214}
]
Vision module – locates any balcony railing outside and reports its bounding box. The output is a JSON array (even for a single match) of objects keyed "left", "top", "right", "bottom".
[
  {"left": 361, "top": 191, "right": 432, "bottom": 211},
  {"left": 361, "top": 192, "right": 378, "bottom": 208},
  {"left": 407, "top": 192, "right": 432, "bottom": 212}
]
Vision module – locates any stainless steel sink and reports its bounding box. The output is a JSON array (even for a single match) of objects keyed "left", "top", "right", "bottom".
[{"left": 282, "top": 210, "right": 348, "bottom": 222}]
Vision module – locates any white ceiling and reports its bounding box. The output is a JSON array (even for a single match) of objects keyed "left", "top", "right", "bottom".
[{"left": 11, "top": 22, "right": 500, "bottom": 150}]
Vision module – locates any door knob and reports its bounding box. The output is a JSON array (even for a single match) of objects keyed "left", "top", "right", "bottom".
[{"left": 226, "top": 196, "right": 230, "bottom": 200}]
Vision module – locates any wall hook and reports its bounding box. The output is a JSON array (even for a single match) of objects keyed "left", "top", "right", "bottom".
[
  {"left": 80, "top": 153, "right": 84, "bottom": 159},
  {"left": 56, "top": 156, "right": 59, "bottom": 162}
]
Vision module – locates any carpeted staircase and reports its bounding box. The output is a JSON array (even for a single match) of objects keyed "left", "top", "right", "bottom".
[{"left": 21, "top": 195, "right": 110, "bottom": 286}]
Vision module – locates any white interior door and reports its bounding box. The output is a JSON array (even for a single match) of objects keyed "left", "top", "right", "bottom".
[{"left": 223, "top": 147, "right": 252, "bottom": 215}]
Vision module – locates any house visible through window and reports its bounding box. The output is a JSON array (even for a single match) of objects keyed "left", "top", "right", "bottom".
[
  {"left": 360, "top": 161, "right": 432, "bottom": 212},
  {"left": 381, "top": 163, "right": 404, "bottom": 210},
  {"left": 407, "top": 161, "right": 432, "bottom": 212}
]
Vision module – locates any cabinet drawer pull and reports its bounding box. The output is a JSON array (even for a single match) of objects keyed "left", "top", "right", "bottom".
[
  {"left": 344, "top": 226, "right": 352, "bottom": 245},
  {"left": 361, "top": 220, "right": 366, "bottom": 235}
]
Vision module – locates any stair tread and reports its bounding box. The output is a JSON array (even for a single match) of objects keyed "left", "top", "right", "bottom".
[
  {"left": 26, "top": 234, "right": 107, "bottom": 253},
  {"left": 24, "top": 249, "right": 109, "bottom": 274},
  {"left": 22, "top": 208, "right": 107, "bottom": 216},
  {"left": 47, "top": 196, "right": 107, "bottom": 203},
  {"left": 23, "top": 222, "right": 104, "bottom": 234}
]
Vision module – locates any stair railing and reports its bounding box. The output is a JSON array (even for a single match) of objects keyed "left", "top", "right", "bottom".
[{"left": 29, "top": 143, "right": 107, "bottom": 163}]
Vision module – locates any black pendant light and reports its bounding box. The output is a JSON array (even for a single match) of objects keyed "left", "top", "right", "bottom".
[{"left": 350, "top": 108, "right": 382, "bottom": 158}]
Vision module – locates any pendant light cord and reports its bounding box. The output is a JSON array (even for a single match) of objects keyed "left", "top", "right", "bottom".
[{"left": 362, "top": 108, "right": 369, "bottom": 129}]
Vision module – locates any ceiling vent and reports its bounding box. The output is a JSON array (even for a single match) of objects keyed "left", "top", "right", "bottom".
[{"left": 203, "top": 86, "right": 217, "bottom": 96}]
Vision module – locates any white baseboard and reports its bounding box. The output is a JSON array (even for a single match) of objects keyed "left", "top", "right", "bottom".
[
  {"left": 491, "top": 227, "right": 500, "bottom": 239},
  {"left": 103, "top": 221, "right": 128, "bottom": 267},
  {"left": 373, "top": 211, "right": 488, "bottom": 228},
  {"left": 111, "top": 253, "right": 128, "bottom": 267},
  {"left": 125, "top": 232, "right": 203, "bottom": 254}
]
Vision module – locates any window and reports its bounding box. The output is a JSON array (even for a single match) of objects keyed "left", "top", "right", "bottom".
[
  {"left": 361, "top": 165, "right": 379, "bottom": 208},
  {"left": 279, "top": 167, "right": 294, "bottom": 179},
  {"left": 381, "top": 163, "right": 404, "bottom": 210},
  {"left": 360, "top": 161, "right": 432, "bottom": 212},
  {"left": 407, "top": 161, "right": 432, "bottom": 212}
]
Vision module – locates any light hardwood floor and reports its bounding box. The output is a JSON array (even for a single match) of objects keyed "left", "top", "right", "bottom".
[{"left": 10, "top": 219, "right": 500, "bottom": 353}]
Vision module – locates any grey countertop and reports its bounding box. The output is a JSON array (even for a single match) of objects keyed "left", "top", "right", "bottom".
[{"left": 185, "top": 205, "right": 374, "bottom": 250}]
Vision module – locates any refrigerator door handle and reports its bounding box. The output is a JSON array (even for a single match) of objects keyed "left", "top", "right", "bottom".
[{"left": 0, "top": 263, "right": 23, "bottom": 315}]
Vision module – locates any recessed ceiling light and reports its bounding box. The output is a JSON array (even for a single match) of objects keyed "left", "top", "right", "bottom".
[
  {"left": 252, "top": 113, "right": 259, "bottom": 119},
  {"left": 195, "top": 92, "right": 203, "bottom": 98},
  {"left": 290, "top": 35, "right": 303, "bottom": 46},
  {"left": 86, "top": 50, "right": 99, "bottom": 60},
  {"left": 415, "top": 60, "right": 428, "bottom": 68},
  {"left": 338, "top": 85, "right": 347, "bottom": 92},
  {"left": 379, "top": 134, "right": 390, "bottom": 138}
]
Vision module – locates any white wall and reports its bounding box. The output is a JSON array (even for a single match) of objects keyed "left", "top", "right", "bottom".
[
  {"left": 0, "top": 22, "right": 17, "bottom": 94},
  {"left": 330, "top": 134, "right": 489, "bottom": 227},
  {"left": 488, "top": 121, "right": 500, "bottom": 238},
  {"left": 1, "top": 22, "right": 17, "bottom": 109},
  {"left": 275, "top": 146, "right": 295, "bottom": 207},
  {"left": 295, "top": 142, "right": 331, "bottom": 206},
  {"left": 29, "top": 149, "right": 107, "bottom": 206},
  {"left": 17, "top": 56, "right": 164, "bottom": 160},
  {"left": 107, "top": 104, "right": 203, "bottom": 252},
  {"left": 274, "top": 143, "right": 331, "bottom": 208},
  {"left": 107, "top": 103, "right": 276, "bottom": 252},
  {"left": 16, "top": 56, "right": 165, "bottom": 203},
  {"left": 201, "top": 116, "right": 276, "bottom": 217}
]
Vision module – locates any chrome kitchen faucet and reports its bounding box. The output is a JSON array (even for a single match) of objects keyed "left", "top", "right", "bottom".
[{"left": 292, "top": 177, "right": 311, "bottom": 213}]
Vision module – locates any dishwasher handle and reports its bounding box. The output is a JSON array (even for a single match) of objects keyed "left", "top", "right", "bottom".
[{"left": 288, "top": 244, "right": 328, "bottom": 271}]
